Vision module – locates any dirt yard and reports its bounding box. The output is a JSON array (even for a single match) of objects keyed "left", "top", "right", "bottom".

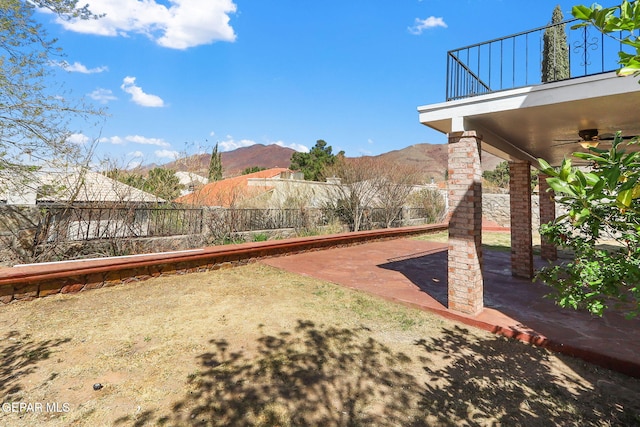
[{"left": 1, "top": 262, "right": 639, "bottom": 426}]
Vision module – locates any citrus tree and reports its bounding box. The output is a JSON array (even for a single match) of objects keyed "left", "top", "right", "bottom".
[
  {"left": 535, "top": 1, "right": 640, "bottom": 318},
  {"left": 537, "top": 134, "right": 640, "bottom": 317}
]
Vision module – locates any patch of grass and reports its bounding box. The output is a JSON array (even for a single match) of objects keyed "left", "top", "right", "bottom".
[
  {"left": 222, "top": 236, "right": 245, "bottom": 245},
  {"left": 0, "top": 263, "right": 638, "bottom": 426},
  {"left": 252, "top": 233, "right": 269, "bottom": 242},
  {"left": 296, "top": 219, "right": 345, "bottom": 238},
  {"left": 295, "top": 227, "right": 319, "bottom": 237},
  {"left": 415, "top": 230, "right": 448, "bottom": 243},
  {"left": 415, "top": 230, "right": 544, "bottom": 254},
  {"left": 483, "top": 232, "right": 512, "bottom": 252}
]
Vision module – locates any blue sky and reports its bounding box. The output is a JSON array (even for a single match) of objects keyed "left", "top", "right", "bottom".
[{"left": 36, "top": 0, "right": 618, "bottom": 168}]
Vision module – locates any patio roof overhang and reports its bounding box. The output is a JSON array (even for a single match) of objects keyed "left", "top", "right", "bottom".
[{"left": 418, "top": 72, "right": 640, "bottom": 167}]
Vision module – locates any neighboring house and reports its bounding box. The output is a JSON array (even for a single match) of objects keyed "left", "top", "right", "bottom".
[
  {"left": 175, "top": 168, "right": 347, "bottom": 209},
  {"left": 0, "top": 168, "right": 165, "bottom": 241},
  {"left": 247, "top": 172, "right": 342, "bottom": 208},
  {"left": 175, "top": 171, "right": 208, "bottom": 196},
  {"left": 175, "top": 168, "right": 292, "bottom": 207},
  {"left": 0, "top": 168, "right": 163, "bottom": 205}
]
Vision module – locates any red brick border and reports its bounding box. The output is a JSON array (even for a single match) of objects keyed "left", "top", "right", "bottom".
[{"left": 0, "top": 224, "right": 448, "bottom": 305}]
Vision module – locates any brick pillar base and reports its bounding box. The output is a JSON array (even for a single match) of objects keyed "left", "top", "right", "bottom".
[
  {"left": 509, "top": 161, "right": 533, "bottom": 278},
  {"left": 447, "top": 131, "right": 483, "bottom": 315},
  {"left": 538, "top": 173, "right": 558, "bottom": 261}
]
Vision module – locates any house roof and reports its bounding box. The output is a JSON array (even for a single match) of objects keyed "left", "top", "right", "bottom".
[
  {"left": 174, "top": 168, "right": 290, "bottom": 207},
  {"left": 0, "top": 168, "right": 163, "bottom": 205}
]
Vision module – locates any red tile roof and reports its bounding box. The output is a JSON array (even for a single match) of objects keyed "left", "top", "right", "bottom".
[{"left": 174, "top": 168, "right": 290, "bottom": 207}]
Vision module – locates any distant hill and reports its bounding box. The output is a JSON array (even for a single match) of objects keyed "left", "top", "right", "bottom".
[
  {"left": 152, "top": 144, "right": 296, "bottom": 178},
  {"left": 358, "top": 144, "right": 503, "bottom": 182},
  {"left": 367, "top": 143, "right": 449, "bottom": 182},
  {"left": 146, "top": 142, "right": 503, "bottom": 182}
]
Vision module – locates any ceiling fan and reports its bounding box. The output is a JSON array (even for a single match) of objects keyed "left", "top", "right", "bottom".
[{"left": 553, "top": 129, "right": 640, "bottom": 149}]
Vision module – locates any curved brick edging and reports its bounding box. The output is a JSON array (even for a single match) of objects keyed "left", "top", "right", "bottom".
[
  {"left": 0, "top": 223, "right": 448, "bottom": 304},
  {"left": 384, "top": 296, "right": 640, "bottom": 379}
]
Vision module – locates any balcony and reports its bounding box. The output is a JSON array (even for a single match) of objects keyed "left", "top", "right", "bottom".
[
  {"left": 419, "top": 20, "right": 640, "bottom": 167},
  {"left": 446, "top": 19, "right": 634, "bottom": 101}
]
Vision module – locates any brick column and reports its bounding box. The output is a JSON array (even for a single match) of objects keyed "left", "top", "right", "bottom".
[
  {"left": 538, "top": 173, "right": 558, "bottom": 261},
  {"left": 509, "top": 161, "right": 533, "bottom": 278},
  {"left": 447, "top": 131, "right": 483, "bottom": 315}
]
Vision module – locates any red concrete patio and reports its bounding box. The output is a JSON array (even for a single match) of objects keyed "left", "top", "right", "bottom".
[{"left": 262, "top": 237, "right": 640, "bottom": 378}]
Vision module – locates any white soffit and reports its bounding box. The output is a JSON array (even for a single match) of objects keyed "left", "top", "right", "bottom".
[{"left": 418, "top": 72, "right": 640, "bottom": 165}]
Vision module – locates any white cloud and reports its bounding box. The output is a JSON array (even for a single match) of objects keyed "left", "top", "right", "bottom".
[
  {"left": 121, "top": 76, "right": 165, "bottom": 107},
  {"left": 125, "top": 151, "right": 145, "bottom": 168},
  {"left": 99, "top": 136, "right": 125, "bottom": 145},
  {"left": 89, "top": 88, "right": 117, "bottom": 104},
  {"left": 67, "top": 133, "right": 91, "bottom": 145},
  {"left": 367, "top": 138, "right": 374, "bottom": 145},
  {"left": 125, "top": 135, "right": 170, "bottom": 147},
  {"left": 59, "top": 61, "right": 108, "bottom": 74},
  {"left": 52, "top": 0, "right": 237, "bottom": 50},
  {"left": 127, "top": 159, "right": 143, "bottom": 169},
  {"left": 408, "top": 16, "right": 447, "bottom": 35},
  {"left": 219, "top": 138, "right": 257, "bottom": 152},
  {"left": 99, "top": 135, "right": 169, "bottom": 147},
  {"left": 155, "top": 149, "right": 180, "bottom": 160},
  {"left": 273, "top": 140, "right": 309, "bottom": 153}
]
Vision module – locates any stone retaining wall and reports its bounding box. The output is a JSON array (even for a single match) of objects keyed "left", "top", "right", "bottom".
[
  {"left": 483, "top": 193, "right": 545, "bottom": 229},
  {"left": 482, "top": 193, "right": 569, "bottom": 230}
]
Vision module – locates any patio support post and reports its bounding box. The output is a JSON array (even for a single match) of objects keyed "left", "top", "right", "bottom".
[
  {"left": 447, "top": 131, "right": 483, "bottom": 315},
  {"left": 509, "top": 161, "right": 533, "bottom": 278},
  {"left": 538, "top": 173, "right": 558, "bottom": 261}
]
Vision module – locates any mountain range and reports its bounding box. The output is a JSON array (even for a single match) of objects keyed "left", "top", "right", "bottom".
[
  {"left": 155, "top": 144, "right": 295, "bottom": 178},
  {"left": 150, "top": 143, "right": 502, "bottom": 182}
]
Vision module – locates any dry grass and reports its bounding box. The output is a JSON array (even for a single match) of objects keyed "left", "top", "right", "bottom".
[
  {"left": 415, "top": 230, "right": 541, "bottom": 248},
  {"left": 417, "top": 230, "right": 621, "bottom": 260},
  {"left": 0, "top": 263, "right": 639, "bottom": 426}
]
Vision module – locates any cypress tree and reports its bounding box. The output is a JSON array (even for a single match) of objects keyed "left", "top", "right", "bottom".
[
  {"left": 208, "top": 143, "right": 223, "bottom": 182},
  {"left": 542, "top": 5, "right": 570, "bottom": 82}
]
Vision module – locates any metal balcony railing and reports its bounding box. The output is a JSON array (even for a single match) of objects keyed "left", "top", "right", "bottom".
[{"left": 446, "top": 19, "right": 634, "bottom": 101}]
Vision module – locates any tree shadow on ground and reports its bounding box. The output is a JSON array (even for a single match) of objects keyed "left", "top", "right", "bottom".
[
  {"left": 169, "top": 320, "right": 417, "bottom": 426},
  {"left": 118, "top": 320, "right": 640, "bottom": 426},
  {"left": 412, "top": 325, "right": 640, "bottom": 426},
  {"left": 0, "top": 330, "right": 71, "bottom": 397}
]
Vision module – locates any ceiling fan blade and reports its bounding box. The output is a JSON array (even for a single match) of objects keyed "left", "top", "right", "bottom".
[
  {"left": 598, "top": 133, "right": 640, "bottom": 140},
  {"left": 552, "top": 140, "right": 579, "bottom": 146}
]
